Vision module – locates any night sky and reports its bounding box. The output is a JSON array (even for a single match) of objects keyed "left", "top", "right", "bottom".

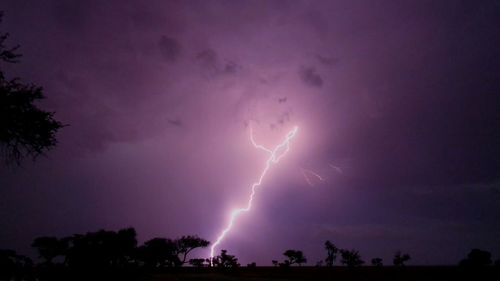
[{"left": 1, "top": 0, "right": 499, "bottom": 266}]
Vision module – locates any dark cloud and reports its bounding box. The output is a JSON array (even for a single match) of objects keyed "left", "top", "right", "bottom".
[
  {"left": 222, "top": 61, "right": 240, "bottom": 74},
  {"left": 196, "top": 49, "right": 218, "bottom": 71},
  {"left": 299, "top": 66, "right": 323, "bottom": 88},
  {"left": 196, "top": 48, "right": 241, "bottom": 77},
  {"left": 278, "top": 112, "right": 291, "bottom": 125},
  {"left": 158, "top": 36, "right": 181, "bottom": 62},
  {"left": 0, "top": 0, "right": 499, "bottom": 266},
  {"left": 316, "top": 55, "right": 339, "bottom": 66},
  {"left": 167, "top": 118, "right": 182, "bottom": 127}
]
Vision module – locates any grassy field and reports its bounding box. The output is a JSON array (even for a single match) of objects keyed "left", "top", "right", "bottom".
[{"left": 151, "top": 266, "right": 500, "bottom": 281}]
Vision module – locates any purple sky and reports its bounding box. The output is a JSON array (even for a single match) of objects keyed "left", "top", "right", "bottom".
[{"left": 1, "top": 0, "right": 499, "bottom": 265}]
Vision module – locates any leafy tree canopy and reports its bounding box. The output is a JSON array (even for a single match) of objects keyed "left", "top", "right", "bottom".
[{"left": 0, "top": 11, "right": 63, "bottom": 165}]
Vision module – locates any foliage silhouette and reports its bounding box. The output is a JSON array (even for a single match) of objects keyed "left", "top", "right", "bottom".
[
  {"left": 339, "top": 249, "right": 364, "bottom": 267},
  {"left": 174, "top": 235, "right": 209, "bottom": 265},
  {"left": 459, "top": 249, "right": 492, "bottom": 267},
  {"left": 0, "top": 249, "right": 33, "bottom": 281},
  {"left": 393, "top": 251, "right": 411, "bottom": 266},
  {"left": 371, "top": 257, "right": 383, "bottom": 267},
  {"left": 0, "top": 11, "right": 63, "bottom": 165},
  {"left": 211, "top": 249, "right": 240, "bottom": 268},
  {"left": 32, "top": 236, "right": 68, "bottom": 265},
  {"left": 7, "top": 226, "right": 500, "bottom": 280},
  {"left": 324, "top": 240, "right": 338, "bottom": 267},
  {"left": 62, "top": 228, "right": 137, "bottom": 270},
  {"left": 33, "top": 227, "right": 150, "bottom": 280},
  {"left": 279, "top": 261, "right": 291, "bottom": 267},
  {"left": 188, "top": 258, "right": 206, "bottom": 267},
  {"left": 283, "top": 249, "right": 307, "bottom": 266},
  {"left": 137, "top": 237, "right": 179, "bottom": 268},
  {"left": 0, "top": 12, "right": 21, "bottom": 63}
]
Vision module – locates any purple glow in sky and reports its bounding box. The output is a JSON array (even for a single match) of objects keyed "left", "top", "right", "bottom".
[
  {"left": 0, "top": 0, "right": 499, "bottom": 265},
  {"left": 210, "top": 126, "right": 298, "bottom": 260}
]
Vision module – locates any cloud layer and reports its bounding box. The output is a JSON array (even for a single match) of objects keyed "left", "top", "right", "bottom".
[{"left": 1, "top": 0, "right": 499, "bottom": 265}]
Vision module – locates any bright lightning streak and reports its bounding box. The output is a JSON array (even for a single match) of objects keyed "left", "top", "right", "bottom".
[
  {"left": 304, "top": 168, "right": 324, "bottom": 181},
  {"left": 301, "top": 169, "right": 314, "bottom": 187},
  {"left": 210, "top": 126, "right": 299, "bottom": 261},
  {"left": 250, "top": 127, "right": 273, "bottom": 154},
  {"left": 300, "top": 168, "right": 324, "bottom": 186},
  {"left": 329, "top": 163, "right": 343, "bottom": 174}
]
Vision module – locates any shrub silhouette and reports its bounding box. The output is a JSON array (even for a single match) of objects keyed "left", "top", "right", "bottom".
[
  {"left": 32, "top": 236, "right": 67, "bottom": 265},
  {"left": 211, "top": 249, "right": 239, "bottom": 268},
  {"left": 0, "top": 249, "right": 33, "bottom": 280},
  {"left": 188, "top": 258, "right": 206, "bottom": 267},
  {"left": 459, "top": 249, "right": 492, "bottom": 266},
  {"left": 339, "top": 249, "right": 364, "bottom": 267},
  {"left": 283, "top": 249, "right": 307, "bottom": 266},
  {"left": 371, "top": 257, "right": 383, "bottom": 267},
  {"left": 393, "top": 251, "right": 410, "bottom": 266}
]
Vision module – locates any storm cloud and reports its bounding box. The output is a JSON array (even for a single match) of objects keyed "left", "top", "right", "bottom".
[{"left": 0, "top": 0, "right": 499, "bottom": 265}]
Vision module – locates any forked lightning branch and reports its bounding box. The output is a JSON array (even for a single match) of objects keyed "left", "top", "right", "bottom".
[{"left": 210, "top": 126, "right": 299, "bottom": 261}]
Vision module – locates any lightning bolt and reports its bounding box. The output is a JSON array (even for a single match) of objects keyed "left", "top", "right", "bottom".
[
  {"left": 329, "top": 163, "right": 344, "bottom": 174},
  {"left": 300, "top": 168, "right": 324, "bottom": 186},
  {"left": 301, "top": 169, "right": 314, "bottom": 187},
  {"left": 210, "top": 126, "right": 299, "bottom": 261}
]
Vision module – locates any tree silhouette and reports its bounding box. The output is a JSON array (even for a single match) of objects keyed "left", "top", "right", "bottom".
[
  {"left": 174, "top": 235, "right": 209, "bottom": 265},
  {"left": 188, "top": 258, "right": 206, "bottom": 268},
  {"left": 63, "top": 228, "right": 138, "bottom": 269},
  {"left": 283, "top": 250, "right": 307, "bottom": 266},
  {"left": 393, "top": 251, "right": 411, "bottom": 267},
  {"left": 324, "top": 240, "right": 338, "bottom": 267},
  {"left": 0, "top": 249, "right": 33, "bottom": 281},
  {"left": 339, "top": 249, "right": 364, "bottom": 267},
  {"left": 114, "top": 227, "right": 138, "bottom": 267},
  {"left": 371, "top": 257, "right": 383, "bottom": 267},
  {"left": 31, "top": 236, "right": 67, "bottom": 265},
  {"left": 272, "top": 260, "right": 279, "bottom": 267},
  {"left": 0, "top": 12, "right": 20, "bottom": 64},
  {"left": 0, "top": 11, "right": 63, "bottom": 165},
  {"left": 279, "top": 260, "right": 291, "bottom": 267},
  {"left": 211, "top": 250, "right": 239, "bottom": 268},
  {"left": 137, "top": 238, "right": 179, "bottom": 268},
  {"left": 459, "top": 249, "right": 492, "bottom": 267}
]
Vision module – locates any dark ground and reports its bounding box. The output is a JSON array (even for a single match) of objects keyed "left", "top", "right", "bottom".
[
  {"left": 15, "top": 266, "right": 500, "bottom": 281},
  {"left": 150, "top": 266, "right": 500, "bottom": 281}
]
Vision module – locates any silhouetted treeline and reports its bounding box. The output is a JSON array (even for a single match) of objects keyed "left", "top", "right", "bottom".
[
  {"left": 1, "top": 227, "right": 210, "bottom": 280},
  {"left": 1, "top": 228, "right": 499, "bottom": 281},
  {"left": 29, "top": 228, "right": 211, "bottom": 271},
  {"left": 0, "top": 249, "right": 33, "bottom": 281}
]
